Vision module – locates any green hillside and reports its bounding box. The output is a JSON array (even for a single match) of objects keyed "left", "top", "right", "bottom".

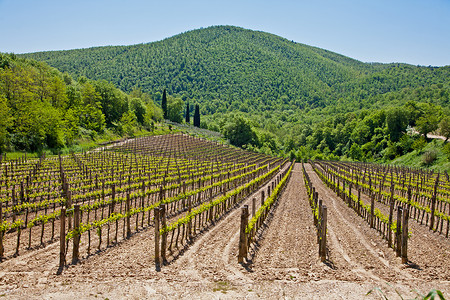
[
  {"left": 23, "top": 26, "right": 369, "bottom": 108},
  {"left": 22, "top": 26, "right": 449, "bottom": 121}
]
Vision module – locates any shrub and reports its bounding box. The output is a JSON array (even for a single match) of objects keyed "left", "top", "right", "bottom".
[
  {"left": 412, "top": 136, "right": 427, "bottom": 153},
  {"left": 422, "top": 149, "right": 438, "bottom": 166}
]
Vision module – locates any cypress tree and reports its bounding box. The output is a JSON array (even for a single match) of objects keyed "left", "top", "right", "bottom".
[
  {"left": 193, "top": 104, "right": 200, "bottom": 127},
  {"left": 162, "top": 89, "right": 167, "bottom": 119},
  {"left": 185, "top": 102, "right": 190, "bottom": 124}
]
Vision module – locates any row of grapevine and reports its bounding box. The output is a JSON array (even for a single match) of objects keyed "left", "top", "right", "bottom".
[
  {"left": 311, "top": 160, "right": 410, "bottom": 262},
  {"left": 316, "top": 160, "right": 450, "bottom": 238},
  {"left": 236, "top": 161, "right": 294, "bottom": 263},
  {"left": 301, "top": 163, "right": 327, "bottom": 261}
]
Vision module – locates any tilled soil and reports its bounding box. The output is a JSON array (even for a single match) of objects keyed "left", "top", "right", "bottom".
[{"left": 0, "top": 163, "right": 448, "bottom": 299}]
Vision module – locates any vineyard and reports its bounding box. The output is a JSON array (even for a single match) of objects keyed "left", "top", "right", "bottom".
[
  {"left": 0, "top": 137, "right": 449, "bottom": 299},
  {"left": 0, "top": 134, "right": 284, "bottom": 265}
]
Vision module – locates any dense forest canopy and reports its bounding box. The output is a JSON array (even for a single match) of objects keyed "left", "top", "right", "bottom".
[
  {"left": 22, "top": 26, "right": 449, "bottom": 114},
  {"left": 4, "top": 25, "right": 450, "bottom": 168}
]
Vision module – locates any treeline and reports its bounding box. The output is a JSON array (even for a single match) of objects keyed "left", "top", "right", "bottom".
[
  {"left": 293, "top": 102, "right": 449, "bottom": 161},
  {"left": 0, "top": 53, "right": 163, "bottom": 153},
  {"left": 204, "top": 101, "right": 449, "bottom": 168}
]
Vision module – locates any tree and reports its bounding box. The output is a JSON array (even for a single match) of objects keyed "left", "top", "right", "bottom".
[
  {"left": 351, "top": 123, "right": 371, "bottom": 145},
  {"left": 145, "top": 101, "right": 163, "bottom": 123},
  {"left": 223, "top": 116, "right": 257, "bottom": 147},
  {"left": 162, "top": 89, "right": 167, "bottom": 119},
  {"left": 416, "top": 114, "right": 440, "bottom": 140},
  {"left": 439, "top": 116, "right": 450, "bottom": 142},
  {"left": 117, "top": 111, "right": 138, "bottom": 137},
  {"left": 0, "top": 95, "right": 10, "bottom": 152},
  {"left": 63, "top": 108, "right": 79, "bottom": 146},
  {"left": 93, "top": 80, "right": 128, "bottom": 127},
  {"left": 415, "top": 103, "right": 441, "bottom": 140},
  {"left": 348, "top": 142, "right": 363, "bottom": 161},
  {"left": 386, "top": 107, "right": 408, "bottom": 142},
  {"left": 404, "top": 101, "right": 422, "bottom": 126},
  {"left": 258, "top": 130, "right": 278, "bottom": 152},
  {"left": 185, "top": 102, "right": 190, "bottom": 124},
  {"left": 167, "top": 97, "right": 184, "bottom": 123},
  {"left": 79, "top": 102, "right": 106, "bottom": 133},
  {"left": 66, "top": 85, "right": 82, "bottom": 108},
  {"left": 129, "top": 97, "right": 147, "bottom": 125},
  {"left": 13, "top": 101, "right": 65, "bottom": 151},
  {"left": 48, "top": 76, "right": 68, "bottom": 109},
  {"left": 285, "top": 138, "right": 296, "bottom": 152},
  {"left": 193, "top": 104, "right": 200, "bottom": 127},
  {"left": 81, "top": 82, "right": 101, "bottom": 106},
  {"left": 412, "top": 136, "right": 427, "bottom": 152}
]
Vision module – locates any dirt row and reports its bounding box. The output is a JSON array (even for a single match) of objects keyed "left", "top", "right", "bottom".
[{"left": 0, "top": 163, "right": 448, "bottom": 299}]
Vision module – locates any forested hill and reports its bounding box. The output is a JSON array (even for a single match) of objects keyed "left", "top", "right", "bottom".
[
  {"left": 22, "top": 26, "right": 366, "bottom": 109},
  {"left": 21, "top": 25, "right": 449, "bottom": 116}
]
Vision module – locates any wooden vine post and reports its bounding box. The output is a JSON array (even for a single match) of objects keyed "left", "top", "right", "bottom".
[
  {"left": 252, "top": 198, "right": 256, "bottom": 217},
  {"left": 187, "top": 198, "right": 192, "bottom": 238},
  {"left": 72, "top": 205, "right": 81, "bottom": 264},
  {"left": 348, "top": 183, "right": 352, "bottom": 208},
  {"left": 396, "top": 206, "right": 403, "bottom": 257},
  {"left": 238, "top": 205, "right": 249, "bottom": 263},
  {"left": 14, "top": 221, "right": 20, "bottom": 257},
  {"left": 312, "top": 188, "right": 317, "bottom": 226},
  {"left": 357, "top": 186, "right": 361, "bottom": 215},
  {"left": 12, "top": 187, "right": 16, "bottom": 223},
  {"left": 370, "top": 193, "right": 375, "bottom": 228},
  {"left": 107, "top": 184, "right": 115, "bottom": 246},
  {"left": 319, "top": 205, "right": 327, "bottom": 262},
  {"left": 154, "top": 207, "right": 160, "bottom": 269},
  {"left": 401, "top": 207, "right": 409, "bottom": 264},
  {"left": 317, "top": 200, "right": 323, "bottom": 243},
  {"left": 407, "top": 186, "right": 412, "bottom": 212},
  {"left": 0, "top": 202, "right": 3, "bottom": 259},
  {"left": 388, "top": 181, "right": 395, "bottom": 248},
  {"left": 67, "top": 189, "right": 72, "bottom": 231},
  {"left": 160, "top": 204, "right": 167, "bottom": 265},
  {"left": 126, "top": 193, "right": 131, "bottom": 238},
  {"left": 429, "top": 175, "right": 439, "bottom": 231},
  {"left": 337, "top": 177, "right": 340, "bottom": 198},
  {"left": 59, "top": 207, "right": 66, "bottom": 272}
]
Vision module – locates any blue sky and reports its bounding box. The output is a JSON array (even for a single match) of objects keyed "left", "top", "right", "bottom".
[{"left": 1, "top": 0, "right": 449, "bottom": 66}]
